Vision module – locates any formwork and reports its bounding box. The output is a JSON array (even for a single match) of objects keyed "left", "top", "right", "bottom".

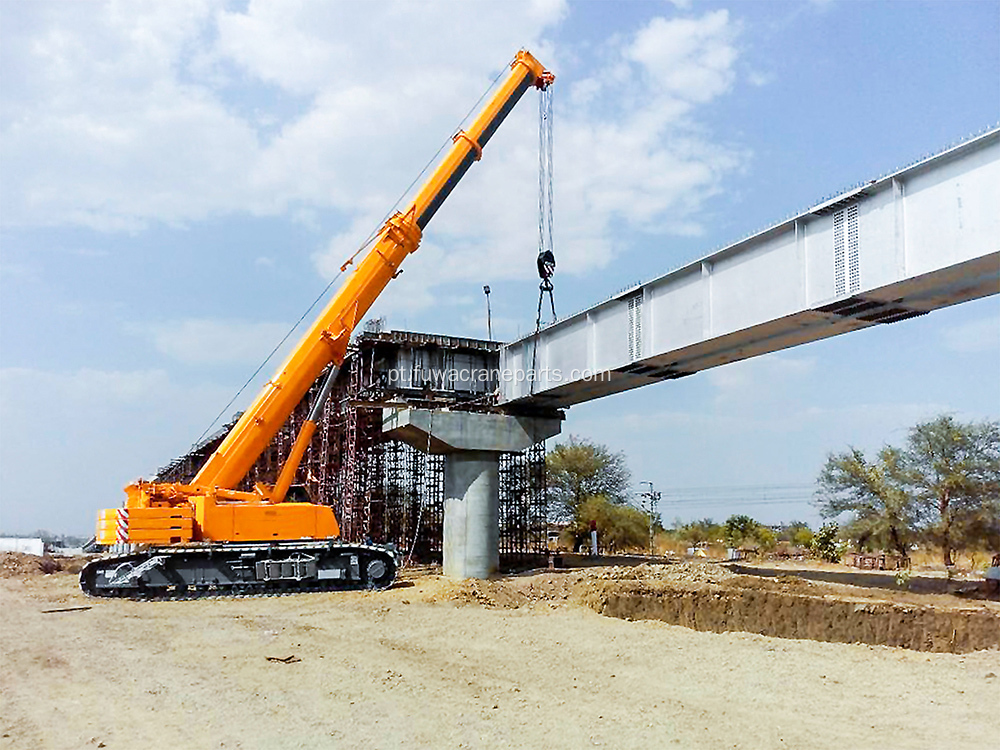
[{"left": 157, "top": 328, "right": 548, "bottom": 565}]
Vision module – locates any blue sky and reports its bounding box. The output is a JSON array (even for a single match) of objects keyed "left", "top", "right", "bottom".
[{"left": 1, "top": 0, "right": 998, "bottom": 535}]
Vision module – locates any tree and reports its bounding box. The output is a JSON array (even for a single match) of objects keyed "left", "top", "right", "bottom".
[
  {"left": 723, "top": 514, "right": 778, "bottom": 552},
  {"left": 546, "top": 436, "right": 631, "bottom": 522},
  {"left": 815, "top": 446, "right": 916, "bottom": 559},
  {"left": 570, "top": 496, "right": 649, "bottom": 553},
  {"left": 779, "top": 521, "right": 814, "bottom": 549},
  {"left": 677, "top": 518, "right": 723, "bottom": 547},
  {"left": 724, "top": 514, "right": 758, "bottom": 548},
  {"left": 754, "top": 525, "right": 777, "bottom": 552},
  {"left": 811, "top": 523, "right": 841, "bottom": 562},
  {"left": 899, "top": 416, "right": 1000, "bottom": 565},
  {"left": 814, "top": 416, "right": 1000, "bottom": 566}
]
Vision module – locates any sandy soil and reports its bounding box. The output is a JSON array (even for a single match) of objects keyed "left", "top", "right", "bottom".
[{"left": 2, "top": 562, "right": 998, "bottom": 750}]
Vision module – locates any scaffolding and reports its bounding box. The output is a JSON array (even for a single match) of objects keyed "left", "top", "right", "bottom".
[{"left": 157, "top": 329, "right": 548, "bottom": 565}]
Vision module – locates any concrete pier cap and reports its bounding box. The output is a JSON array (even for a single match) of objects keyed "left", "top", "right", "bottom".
[
  {"left": 383, "top": 408, "right": 562, "bottom": 579},
  {"left": 382, "top": 408, "right": 562, "bottom": 454}
]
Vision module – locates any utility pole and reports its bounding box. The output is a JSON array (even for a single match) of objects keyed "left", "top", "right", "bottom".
[
  {"left": 483, "top": 285, "right": 492, "bottom": 341},
  {"left": 640, "top": 481, "right": 661, "bottom": 557}
]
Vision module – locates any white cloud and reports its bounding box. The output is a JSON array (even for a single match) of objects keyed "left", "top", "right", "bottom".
[
  {"left": 0, "top": 260, "right": 40, "bottom": 282},
  {"left": 549, "top": 11, "right": 748, "bottom": 252},
  {"left": 1, "top": 0, "right": 567, "bottom": 229},
  {"left": 3, "top": 2, "right": 749, "bottom": 311},
  {"left": 1, "top": 0, "right": 262, "bottom": 230},
  {"left": 214, "top": 0, "right": 568, "bottom": 98},
  {"left": 136, "top": 318, "right": 294, "bottom": 366},
  {"left": 0, "top": 366, "right": 172, "bottom": 405},
  {"left": 626, "top": 11, "right": 739, "bottom": 104},
  {"left": 746, "top": 69, "right": 774, "bottom": 87},
  {"left": 316, "top": 7, "right": 750, "bottom": 310}
]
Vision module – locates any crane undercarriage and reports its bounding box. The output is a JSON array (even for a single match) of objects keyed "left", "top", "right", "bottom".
[{"left": 80, "top": 540, "right": 397, "bottom": 599}]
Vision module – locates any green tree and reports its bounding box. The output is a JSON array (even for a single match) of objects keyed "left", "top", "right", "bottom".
[
  {"left": 815, "top": 446, "right": 916, "bottom": 559},
  {"left": 899, "top": 416, "right": 1000, "bottom": 566},
  {"left": 546, "top": 436, "right": 631, "bottom": 523},
  {"left": 780, "top": 521, "right": 814, "bottom": 549},
  {"left": 678, "top": 518, "right": 723, "bottom": 547},
  {"left": 811, "top": 523, "right": 841, "bottom": 562},
  {"left": 570, "top": 496, "right": 649, "bottom": 553},
  {"left": 754, "top": 525, "right": 777, "bottom": 551},
  {"left": 723, "top": 514, "right": 778, "bottom": 551},
  {"left": 724, "top": 514, "right": 758, "bottom": 548}
]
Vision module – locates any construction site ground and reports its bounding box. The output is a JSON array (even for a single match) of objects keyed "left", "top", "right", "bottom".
[{"left": 2, "top": 554, "right": 998, "bottom": 750}]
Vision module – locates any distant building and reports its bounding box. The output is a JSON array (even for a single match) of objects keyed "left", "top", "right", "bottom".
[{"left": 0, "top": 538, "right": 44, "bottom": 556}]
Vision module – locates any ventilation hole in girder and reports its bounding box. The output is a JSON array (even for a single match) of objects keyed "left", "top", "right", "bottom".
[
  {"left": 847, "top": 203, "right": 860, "bottom": 293},
  {"left": 627, "top": 294, "right": 643, "bottom": 361},
  {"left": 833, "top": 209, "right": 846, "bottom": 296}
]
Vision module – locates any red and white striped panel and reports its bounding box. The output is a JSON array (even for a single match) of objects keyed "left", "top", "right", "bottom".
[{"left": 116, "top": 508, "right": 129, "bottom": 544}]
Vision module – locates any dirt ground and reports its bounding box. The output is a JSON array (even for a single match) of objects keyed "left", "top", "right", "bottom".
[{"left": 2, "top": 558, "right": 998, "bottom": 750}]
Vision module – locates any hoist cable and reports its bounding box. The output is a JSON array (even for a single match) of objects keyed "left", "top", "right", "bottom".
[
  {"left": 544, "top": 88, "right": 554, "bottom": 259},
  {"left": 530, "top": 86, "right": 555, "bottom": 395}
]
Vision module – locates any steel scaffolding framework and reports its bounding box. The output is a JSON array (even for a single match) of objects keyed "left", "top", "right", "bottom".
[{"left": 157, "top": 330, "right": 548, "bottom": 564}]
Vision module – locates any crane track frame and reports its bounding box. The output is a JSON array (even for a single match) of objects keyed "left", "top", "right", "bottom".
[{"left": 80, "top": 541, "right": 398, "bottom": 599}]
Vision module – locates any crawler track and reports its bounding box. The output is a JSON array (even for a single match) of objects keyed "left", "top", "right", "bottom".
[{"left": 80, "top": 540, "right": 397, "bottom": 599}]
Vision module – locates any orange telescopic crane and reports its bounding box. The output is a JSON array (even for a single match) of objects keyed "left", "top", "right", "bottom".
[{"left": 81, "top": 51, "right": 554, "bottom": 598}]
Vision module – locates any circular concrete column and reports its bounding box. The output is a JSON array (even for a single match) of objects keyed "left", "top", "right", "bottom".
[{"left": 443, "top": 450, "right": 499, "bottom": 579}]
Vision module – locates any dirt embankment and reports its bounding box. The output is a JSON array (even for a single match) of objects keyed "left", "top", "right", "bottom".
[
  {"left": 0, "top": 552, "right": 89, "bottom": 578},
  {"left": 446, "top": 563, "right": 1000, "bottom": 653}
]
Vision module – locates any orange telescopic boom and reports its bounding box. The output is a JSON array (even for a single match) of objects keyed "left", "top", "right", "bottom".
[{"left": 82, "top": 51, "right": 553, "bottom": 598}]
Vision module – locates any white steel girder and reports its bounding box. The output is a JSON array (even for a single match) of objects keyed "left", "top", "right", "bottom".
[{"left": 500, "top": 128, "right": 999, "bottom": 409}]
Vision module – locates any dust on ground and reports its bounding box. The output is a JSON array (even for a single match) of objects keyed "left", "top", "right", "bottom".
[{"left": 2, "top": 558, "right": 998, "bottom": 750}]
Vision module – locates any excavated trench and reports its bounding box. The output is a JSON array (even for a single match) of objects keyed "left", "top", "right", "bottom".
[
  {"left": 448, "top": 564, "right": 1000, "bottom": 654},
  {"left": 577, "top": 577, "right": 1000, "bottom": 654}
]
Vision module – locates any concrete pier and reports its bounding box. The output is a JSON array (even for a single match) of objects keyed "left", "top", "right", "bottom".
[
  {"left": 443, "top": 451, "right": 498, "bottom": 578},
  {"left": 384, "top": 408, "right": 561, "bottom": 578}
]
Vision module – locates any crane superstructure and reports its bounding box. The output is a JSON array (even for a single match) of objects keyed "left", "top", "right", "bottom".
[{"left": 81, "top": 51, "right": 554, "bottom": 598}]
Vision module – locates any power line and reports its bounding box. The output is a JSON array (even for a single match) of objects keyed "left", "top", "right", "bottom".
[
  {"left": 659, "top": 483, "right": 817, "bottom": 494},
  {"left": 662, "top": 498, "right": 815, "bottom": 508}
]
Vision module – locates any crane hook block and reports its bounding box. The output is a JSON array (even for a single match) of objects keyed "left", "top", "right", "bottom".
[{"left": 537, "top": 249, "right": 555, "bottom": 280}]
